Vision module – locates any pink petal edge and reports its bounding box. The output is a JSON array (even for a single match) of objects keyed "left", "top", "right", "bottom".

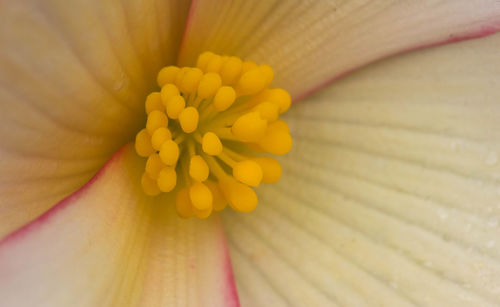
[
  {"left": 221, "top": 228, "right": 241, "bottom": 307},
  {"left": 0, "top": 144, "right": 241, "bottom": 306},
  {"left": 0, "top": 146, "right": 127, "bottom": 246},
  {"left": 293, "top": 22, "right": 500, "bottom": 102},
  {"left": 177, "top": 0, "right": 199, "bottom": 65}
]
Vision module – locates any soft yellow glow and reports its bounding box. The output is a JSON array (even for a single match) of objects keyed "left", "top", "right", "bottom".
[{"left": 134, "top": 52, "right": 293, "bottom": 218}]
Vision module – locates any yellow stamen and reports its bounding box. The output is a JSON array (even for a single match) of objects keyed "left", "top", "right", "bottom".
[
  {"left": 196, "top": 51, "right": 215, "bottom": 71},
  {"left": 151, "top": 127, "right": 172, "bottom": 151},
  {"left": 197, "top": 72, "right": 222, "bottom": 99},
  {"left": 252, "top": 156, "right": 282, "bottom": 183},
  {"left": 231, "top": 112, "right": 268, "bottom": 142},
  {"left": 145, "top": 153, "right": 166, "bottom": 179},
  {"left": 145, "top": 92, "right": 163, "bottom": 114},
  {"left": 189, "top": 181, "right": 213, "bottom": 211},
  {"left": 146, "top": 110, "right": 168, "bottom": 134},
  {"left": 232, "top": 160, "right": 263, "bottom": 187},
  {"left": 135, "top": 129, "right": 155, "bottom": 157},
  {"left": 157, "top": 167, "right": 177, "bottom": 192},
  {"left": 141, "top": 173, "right": 161, "bottom": 196},
  {"left": 157, "top": 66, "right": 180, "bottom": 87},
  {"left": 213, "top": 86, "right": 236, "bottom": 111},
  {"left": 257, "top": 120, "right": 293, "bottom": 155},
  {"left": 189, "top": 155, "right": 209, "bottom": 182},
  {"left": 135, "top": 51, "right": 293, "bottom": 218},
  {"left": 175, "top": 187, "right": 195, "bottom": 218},
  {"left": 165, "top": 94, "right": 185, "bottom": 119},
  {"left": 219, "top": 176, "right": 258, "bottom": 213},
  {"left": 253, "top": 101, "right": 280, "bottom": 122},
  {"left": 220, "top": 56, "right": 243, "bottom": 84},
  {"left": 201, "top": 132, "right": 223, "bottom": 155},
  {"left": 159, "top": 139, "right": 180, "bottom": 166},
  {"left": 205, "top": 180, "right": 227, "bottom": 211},
  {"left": 178, "top": 107, "right": 199, "bottom": 133}
]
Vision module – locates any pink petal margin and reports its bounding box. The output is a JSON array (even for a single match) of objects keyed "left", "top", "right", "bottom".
[
  {"left": 177, "top": 0, "right": 500, "bottom": 103},
  {"left": 294, "top": 22, "right": 500, "bottom": 102},
  {"left": 0, "top": 147, "right": 126, "bottom": 247},
  {"left": 0, "top": 145, "right": 240, "bottom": 307}
]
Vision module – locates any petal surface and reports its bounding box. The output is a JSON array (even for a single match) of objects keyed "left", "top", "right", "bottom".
[
  {"left": 179, "top": 0, "right": 500, "bottom": 99},
  {"left": 0, "top": 0, "right": 190, "bottom": 238},
  {"left": 0, "top": 145, "right": 239, "bottom": 307},
  {"left": 224, "top": 34, "right": 500, "bottom": 306}
]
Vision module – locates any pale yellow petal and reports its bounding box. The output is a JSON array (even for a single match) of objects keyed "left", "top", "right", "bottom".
[
  {"left": 179, "top": 0, "right": 500, "bottom": 99},
  {"left": 225, "top": 33, "right": 500, "bottom": 306},
  {"left": 0, "top": 145, "right": 239, "bottom": 307},
  {"left": 0, "top": 0, "right": 190, "bottom": 238}
]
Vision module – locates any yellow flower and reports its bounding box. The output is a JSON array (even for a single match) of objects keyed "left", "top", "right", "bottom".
[{"left": 1, "top": 0, "right": 500, "bottom": 306}]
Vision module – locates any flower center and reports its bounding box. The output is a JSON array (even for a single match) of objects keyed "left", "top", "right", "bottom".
[{"left": 135, "top": 52, "right": 292, "bottom": 218}]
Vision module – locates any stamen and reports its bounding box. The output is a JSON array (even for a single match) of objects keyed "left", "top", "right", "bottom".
[{"left": 135, "top": 51, "right": 293, "bottom": 218}]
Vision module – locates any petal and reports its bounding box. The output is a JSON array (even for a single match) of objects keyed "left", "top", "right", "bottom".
[
  {"left": 0, "top": 0, "right": 190, "bottom": 238},
  {"left": 0, "top": 145, "right": 239, "bottom": 307},
  {"left": 178, "top": 0, "right": 500, "bottom": 99},
  {"left": 224, "top": 34, "right": 500, "bottom": 306}
]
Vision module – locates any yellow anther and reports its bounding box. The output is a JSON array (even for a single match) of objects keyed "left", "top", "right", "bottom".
[
  {"left": 202, "top": 132, "right": 223, "bottom": 155},
  {"left": 145, "top": 153, "right": 166, "bottom": 179},
  {"left": 241, "top": 60, "right": 257, "bottom": 74},
  {"left": 213, "top": 86, "right": 236, "bottom": 111},
  {"left": 256, "top": 88, "right": 291, "bottom": 114},
  {"left": 180, "top": 68, "right": 203, "bottom": 93},
  {"left": 236, "top": 67, "right": 268, "bottom": 96},
  {"left": 161, "top": 84, "right": 180, "bottom": 103},
  {"left": 176, "top": 187, "right": 195, "bottom": 218},
  {"left": 178, "top": 107, "right": 199, "bottom": 133},
  {"left": 157, "top": 167, "right": 177, "bottom": 192},
  {"left": 165, "top": 95, "right": 186, "bottom": 119},
  {"left": 257, "top": 120, "right": 293, "bottom": 155},
  {"left": 252, "top": 157, "right": 282, "bottom": 183},
  {"left": 219, "top": 177, "right": 258, "bottom": 213},
  {"left": 157, "top": 66, "right": 180, "bottom": 87},
  {"left": 231, "top": 112, "right": 268, "bottom": 142},
  {"left": 138, "top": 53, "right": 291, "bottom": 218},
  {"left": 189, "top": 182, "right": 213, "bottom": 210},
  {"left": 206, "top": 54, "right": 224, "bottom": 73},
  {"left": 145, "top": 92, "right": 163, "bottom": 114},
  {"left": 151, "top": 127, "right": 172, "bottom": 151},
  {"left": 193, "top": 206, "right": 212, "bottom": 219},
  {"left": 233, "top": 160, "right": 263, "bottom": 187},
  {"left": 205, "top": 180, "right": 227, "bottom": 211},
  {"left": 174, "top": 67, "right": 190, "bottom": 88},
  {"left": 159, "top": 139, "right": 180, "bottom": 165},
  {"left": 189, "top": 155, "right": 209, "bottom": 182},
  {"left": 197, "top": 72, "right": 222, "bottom": 99},
  {"left": 253, "top": 101, "right": 280, "bottom": 122},
  {"left": 146, "top": 110, "right": 168, "bottom": 134},
  {"left": 269, "top": 119, "right": 290, "bottom": 134},
  {"left": 135, "top": 129, "right": 155, "bottom": 157},
  {"left": 141, "top": 173, "right": 161, "bottom": 196},
  {"left": 197, "top": 51, "right": 215, "bottom": 71},
  {"left": 220, "top": 56, "right": 243, "bottom": 84}
]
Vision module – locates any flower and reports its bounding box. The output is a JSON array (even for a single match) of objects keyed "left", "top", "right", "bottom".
[{"left": 1, "top": 0, "right": 500, "bottom": 306}]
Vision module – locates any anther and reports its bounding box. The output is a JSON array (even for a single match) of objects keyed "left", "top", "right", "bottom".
[{"left": 135, "top": 51, "right": 292, "bottom": 219}]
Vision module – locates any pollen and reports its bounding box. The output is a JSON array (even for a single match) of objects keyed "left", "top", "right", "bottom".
[{"left": 135, "top": 52, "right": 293, "bottom": 218}]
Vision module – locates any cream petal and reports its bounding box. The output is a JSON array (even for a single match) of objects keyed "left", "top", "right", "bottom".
[
  {"left": 224, "top": 33, "right": 500, "bottom": 306},
  {"left": 0, "top": 0, "right": 190, "bottom": 238},
  {"left": 178, "top": 0, "right": 500, "bottom": 99},
  {"left": 0, "top": 145, "right": 239, "bottom": 307}
]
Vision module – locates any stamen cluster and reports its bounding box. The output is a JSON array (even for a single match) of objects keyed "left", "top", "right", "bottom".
[{"left": 135, "top": 52, "right": 292, "bottom": 218}]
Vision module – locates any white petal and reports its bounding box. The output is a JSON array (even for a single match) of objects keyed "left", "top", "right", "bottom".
[
  {"left": 0, "top": 0, "right": 190, "bottom": 238},
  {"left": 178, "top": 0, "right": 500, "bottom": 99},
  {"left": 0, "top": 145, "right": 239, "bottom": 307},
  {"left": 224, "top": 33, "right": 500, "bottom": 306}
]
